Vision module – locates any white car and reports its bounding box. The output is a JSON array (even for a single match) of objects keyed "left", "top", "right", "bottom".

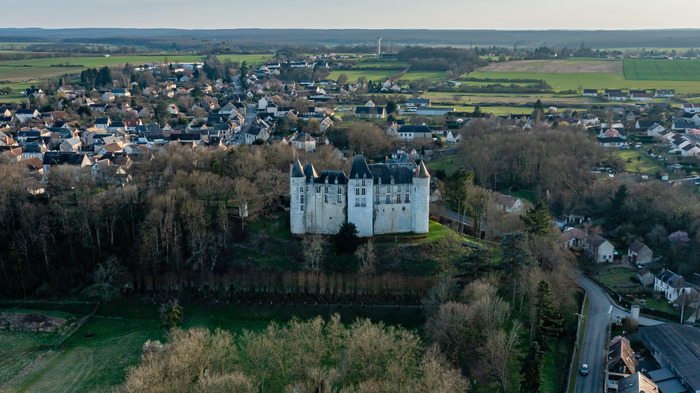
[{"left": 580, "top": 364, "right": 589, "bottom": 376}]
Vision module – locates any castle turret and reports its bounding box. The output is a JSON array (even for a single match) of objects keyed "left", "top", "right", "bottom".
[
  {"left": 290, "top": 159, "right": 306, "bottom": 235},
  {"left": 411, "top": 161, "right": 430, "bottom": 234},
  {"left": 348, "top": 154, "right": 374, "bottom": 237}
]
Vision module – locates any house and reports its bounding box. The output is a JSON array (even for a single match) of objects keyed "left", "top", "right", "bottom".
[
  {"left": 291, "top": 133, "right": 316, "bottom": 152},
  {"left": 681, "top": 103, "right": 700, "bottom": 113},
  {"left": 95, "top": 117, "right": 111, "bottom": 130},
  {"left": 616, "top": 373, "right": 659, "bottom": 393},
  {"left": 607, "top": 91, "right": 628, "bottom": 101},
  {"left": 639, "top": 324, "right": 700, "bottom": 393},
  {"left": 654, "top": 270, "right": 691, "bottom": 302},
  {"left": 654, "top": 89, "right": 675, "bottom": 98},
  {"left": 608, "top": 338, "right": 637, "bottom": 382},
  {"left": 597, "top": 136, "right": 627, "bottom": 149},
  {"left": 628, "top": 241, "right": 652, "bottom": 265},
  {"left": 59, "top": 137, "right": 82, "bottom": 152},
  {"left": 110, "top": 88, "right": 131, "bottom": 98},
  {"left": 681, "top": 143, "right": 700, "bottom": 157},
  {"left": 497, "top": 195, "right": 524, "bottom": 214},
  {"left": 21, "top": 142, "right": 48, "bottom": 160},
  {"left": 583, "top": 89, "right": 598, "bottom": 97},
  {"left": 630, "top": 92, "right": 652, "bottom": 101},
  {"left": 319, "top": 117, "right": 334, "bottom": 133},
  {"left": 636, "top": 268, "right": 655, "bottom": 286},
  {"left": 355, "top": 106, "right": 386, "bottom": 119},
  {"left": 406, "top": 98, "right": 432, "bottom": 108},
  {"left": 672, "top": 120, "right": 695, "bottom": 132},
  {"left": 585, "top": 234, "right": 614, "bottom": 263},
  {"left": 42, "top": 151, "right": 91, "bottom": 175},
  {"left": 445, "top": 130, "right": 463, "bottom": 144},
  {"left": 15, "top": 109, "right": 39, "bottom": 122},
  {"left": 290, "top": 155, "right": 430, "bottom": 237},
  {"left": 647, "top": 123, "right": 666, "bottom": 137},
  {"left": 559, "top": 228, "right": 586, "bottom": 249},
  {"left": 396, "top": 125, "right": 432, "bottom": 141}
]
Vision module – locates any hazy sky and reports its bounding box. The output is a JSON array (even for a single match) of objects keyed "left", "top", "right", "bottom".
[{"left": 6, "top": 0, "right": 699, "bottom": 30}]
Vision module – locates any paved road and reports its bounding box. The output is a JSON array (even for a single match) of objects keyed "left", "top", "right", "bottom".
[{"left": 574, "top": 275, "right": 662, "bottom": 393}]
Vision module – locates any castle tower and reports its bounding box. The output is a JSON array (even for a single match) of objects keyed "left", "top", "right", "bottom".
[
  {"left": 411, "top": 161, "right": 431, "bottom": 234},
  {"left": 348, "top": 154, "right": 375, "bottom": 237},
  {"left": 290, "top": 159, "right": 306, "bottom": 235}
]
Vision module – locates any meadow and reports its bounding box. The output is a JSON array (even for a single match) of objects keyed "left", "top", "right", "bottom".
[
  {"left": 613, "top": 149, "right": 664, "bottom": 174},
  {"left": 0, "top": 301, "right": 423, "bottom": 393}
]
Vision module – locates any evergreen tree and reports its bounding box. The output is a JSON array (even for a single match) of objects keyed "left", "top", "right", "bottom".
[
  {"left": 472, "top": 105, "right": 482, "bottom": 118},
  {"left": 520, "top": 341, "right": 544, "bottom": 393},
  {"left": 334, "top": 222, "right": 359, "bottom": 254},
  {"left": 536, "top": 280, "right": 563, "bottom": 346},
  {"left": 607, "top": 184, "right": 629, "bottom": 228},
  {"left": 521, "top": 201, "right": 551, "bottom": 236}
]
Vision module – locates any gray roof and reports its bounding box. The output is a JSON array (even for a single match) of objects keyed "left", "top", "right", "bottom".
[
  {"left": 349, "top": 154, "right": 372, "bottom": 179},
  {"left": 316, "top": 170, "right": 348, "bottom": 185},
  {"left": 639, "top": 324, "right": 700, "bottom": 393},
  {"left": 398, "top": 125, "right": 432, "bottom": 135},
  {"left": 291, "top": 160, "right": 304, "bottom": 177},
  {"left": 648, "top": 368, "right": 675, "bottom": 382},
  {"left": 587, "top": 234, "right": 609, "bottom": 248},
  {"left": 617, "top": 373, "right": 659, "bottom": 393},
  {"left": 369, "top": 163, "right": 415, "bottom": 184}
]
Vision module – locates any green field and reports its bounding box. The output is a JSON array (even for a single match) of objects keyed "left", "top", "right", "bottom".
[
  {"left": 624, "top": 59, "right": 700, "bottom": 81},
  {"left": 0, "top": 54, "right": 272, "bottom": 84},
  {"left": 468, "top": 70, "right": 700, "bottom": 95}
]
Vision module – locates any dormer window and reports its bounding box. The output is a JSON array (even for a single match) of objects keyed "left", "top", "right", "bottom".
[{"left": 390, "top": 177, "right": 395, "bottom": 185}]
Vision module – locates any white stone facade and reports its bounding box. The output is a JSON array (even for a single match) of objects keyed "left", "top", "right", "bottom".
[{"left": 290, "top": 155, "right": 430, "bottom": 237}]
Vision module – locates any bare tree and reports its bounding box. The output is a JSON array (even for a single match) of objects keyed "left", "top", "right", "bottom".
[{"left": 302, "top": 234, "right": 325, "bottom": 272}]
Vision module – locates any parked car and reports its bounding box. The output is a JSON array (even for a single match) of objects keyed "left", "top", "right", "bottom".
[{"left": 580, "top": 364, "right": 589, "bottom": 376}]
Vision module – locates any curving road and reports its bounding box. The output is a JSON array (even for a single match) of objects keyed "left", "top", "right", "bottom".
[{"left": 574, "top": 275, "right": 662, "bottom": 393}]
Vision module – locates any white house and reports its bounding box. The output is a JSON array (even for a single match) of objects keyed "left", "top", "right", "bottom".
[
  {"left": 654, "top": 270, "right": 691, "bottom": 302},
  {"left": 59, "top": 137, "right": 81, "bottom": 152},
  {"left": 681, "top": 103, "right": 700, "bottom": 113}
]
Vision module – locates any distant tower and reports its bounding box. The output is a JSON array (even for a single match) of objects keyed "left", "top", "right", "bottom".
[{"left": 377, "top": 37, "right": 382, "bottom": 57}]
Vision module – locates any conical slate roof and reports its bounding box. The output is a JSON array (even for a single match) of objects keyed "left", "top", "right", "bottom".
[
  {"left": 415, "top": 161, "right": 430, "bottom": 178},
  {"left": 350, "top": 154, "right": 372, "bottom": 179},
  {"left": 291, "top": 159, "right": 304, "bottom": 177}
]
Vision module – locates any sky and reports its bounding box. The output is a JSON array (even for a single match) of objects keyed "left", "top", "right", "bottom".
[{"left": 5, "top": 0, "right": 700, "bottom": 30}]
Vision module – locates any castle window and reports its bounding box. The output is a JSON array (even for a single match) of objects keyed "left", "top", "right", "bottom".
[
  {"left": 324, "top": 194, "right": 328, "bottom": 203},
  {"left": 337, "top": 195, "right": 342, "bottom": 203},
  {"left": 402, "top": 206, "right": 406, "bottom": 211},
  {"left": 361, "top": 188, "right": 366, "bottom": 195},
  {"left": 361, "top": 197, "right": 366, "bottom": 207},
  {"left": 396, "top": 195, "right": 401, "bottom": 204},
  {"left": 355, "top": 197, "right": 360, "bottom": 207},
  {"left": 300, "top": 195, "right": 304, "bottom": 204},
  {"left": 386, "top": 195, "right": 390, "bottom": 204},
  {"left": 405, "top": 193, "right": 410, "bottom": 203},
  {"left": 338, "top": 187, "right": 341, "bottom": 194},
  {"left": 299, "top": 186, "right": 304, "bottom": 192},
  {"left": 375, "top": 195, "right": 379, "bottom": 204},
  {"left": 362, "top": 180, "right": 366, "bottom": 186},
  {"left": 300, "top": 204, "right": 304, "bottom": 211},
  {"left": 325, "top": 186, "right": 328, "bottom": 193},
  {"left": 316, "top": 186, "right": 320, "bottom": 193},
  {"left": 355, "top": 187, "right": 360, "bottom": 195}
]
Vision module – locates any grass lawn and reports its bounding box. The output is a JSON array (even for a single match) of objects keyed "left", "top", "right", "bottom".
[
  {"left": 613, "top": 150, "right": 664, "bottom": 174},
  {"left": 595, "top": 267, "right": 636, "bottom": 287},
  {"left": 426, "top": 155, "right": 459, "bottom": 175},
  {"left": 0, "top": 330, "right": 65, "bottom": 387}
]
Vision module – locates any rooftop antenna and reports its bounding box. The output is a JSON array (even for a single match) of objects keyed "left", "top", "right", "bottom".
[{"left": 377, "top": 37, "right": 382, "bottom": 57}]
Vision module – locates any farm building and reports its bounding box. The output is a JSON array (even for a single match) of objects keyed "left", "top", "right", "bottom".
[{"left": 639, "top": 324, "right": 700, "bottom": 393}]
